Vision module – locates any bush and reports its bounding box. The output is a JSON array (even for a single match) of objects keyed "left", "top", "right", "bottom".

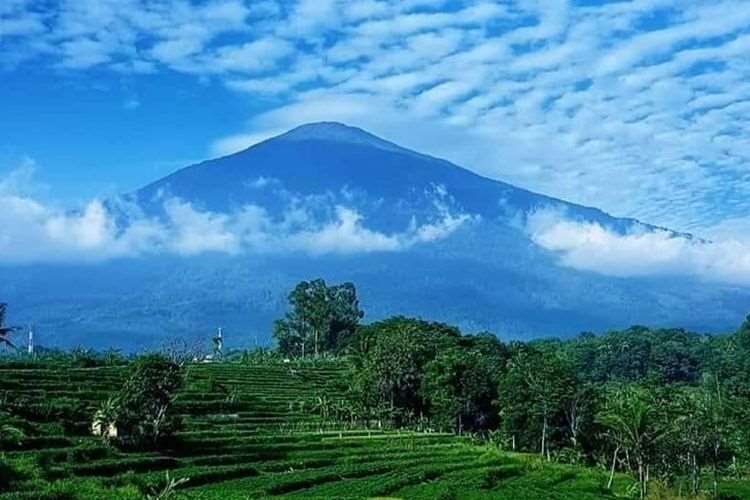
[
  {"left": 0, "top": 459, "right": 21, "bottom": 490},
  {"left": 95, "top": 355, "right": 183, "bottom": 450}
]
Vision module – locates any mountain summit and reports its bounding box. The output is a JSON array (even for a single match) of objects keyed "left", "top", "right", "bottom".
[
  {"left": 2, "top": 123, "right": 747, "bottom": 350},
  {"left": 275, "top": 122, "right": 408, "bottom": 154}
]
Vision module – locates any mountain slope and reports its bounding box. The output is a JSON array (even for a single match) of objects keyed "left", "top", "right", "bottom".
[
  {"left": 131, "top": 122, "right": 641, "bottom": 232},
  {"left": 0, "top": 123, "right": 745, "bottom": 350}
]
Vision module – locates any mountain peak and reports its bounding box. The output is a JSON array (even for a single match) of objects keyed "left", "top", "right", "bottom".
[{"left": 276, "top": 122, "right": 406, "bottom": 154}]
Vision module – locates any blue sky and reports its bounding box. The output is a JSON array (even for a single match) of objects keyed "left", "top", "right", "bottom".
[{"left": 1, "top": 0, "right": 749, "bottom": 237}]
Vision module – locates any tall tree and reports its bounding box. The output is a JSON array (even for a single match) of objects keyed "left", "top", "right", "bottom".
[
  {"left": 273, "top": 279, "right": 364, "bottom": 357},
  {"left": 672, "top": 374, "right": 733, "bottom": 498},
  {"left": 97, "top": 355, "right": 184, "bottom": 449},
  {"left": 349, "top": 317, "right": 459, "bottom": 424},
  {"left": 420, "top": 347, "right": 499, "bottom": 433},
  {"left": 498, "top": 347, "right": 579, "bottom": 459},
  {"left": 326, "top": 282, "right": 363, "bottom": 351},
  {"left": 597, "top": 386, "right": 669, "bottom": 500}
]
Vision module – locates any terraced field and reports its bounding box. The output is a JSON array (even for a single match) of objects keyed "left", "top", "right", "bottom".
[{"left": 0, "top": 361, "right": 633, "bottom": 499}]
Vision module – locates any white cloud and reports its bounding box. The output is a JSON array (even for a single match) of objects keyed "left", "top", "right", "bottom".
[
  {"left": 289, "top": 206, "right": 402, "bottom": 254},
  {"left": 212, "top": 37, "right": 294, "bottom": 74},
  {"left": 162, "top": 198, "right": 240, "bottom": 255},
  {"left": 0, "top": 166, "right": 474, "bottom": 263},
  {"left": 527, "top": 208, "right": 750, "bottom": 286}
]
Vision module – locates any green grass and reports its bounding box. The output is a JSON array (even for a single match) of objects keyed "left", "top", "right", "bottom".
[{"left": 0, "top": 360, "right": 738, "bottom": 499}]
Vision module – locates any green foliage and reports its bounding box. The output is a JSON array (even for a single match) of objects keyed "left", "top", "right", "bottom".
[
  {"left": 0, "top": 458, "right": 23, "bottom": 490},
  {"left": 420, "top": 346, "right": 499, "bottom": 433},
  {"left": 597, "top": 385, "right": 668, "bottom": 499},
  {"left": 273, "top": 279, "right": 364, "bottom": 357},
  {"left": 735, "top": 314, "right": 750, "bottom": 351},
  {"left": 146, "top": 471, "right": 190, "bottom": 500},
  {"left": 97, "top": 355, "right": 184, "bottom": 450},
  {"left": 348, "top": 316, "right": 460, "bottom": 424},
  {"left": 498, "top": 345, "right": 584, "bottom": 457}
]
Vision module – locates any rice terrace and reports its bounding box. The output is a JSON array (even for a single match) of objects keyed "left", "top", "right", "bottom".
[{"left": 0, "top": 357, "right": 634, "bottom": 500}]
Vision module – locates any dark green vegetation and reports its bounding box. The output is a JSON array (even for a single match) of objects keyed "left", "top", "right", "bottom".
[
  {"left": 341, "top": 317, "right": 750, "bottom": 499},
  {"left": 3, "top": 288, "right": 750, "bottom": 499}
]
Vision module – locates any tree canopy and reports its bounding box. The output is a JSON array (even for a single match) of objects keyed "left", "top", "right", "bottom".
[{"left": 273, "top": 279, "right": 364, "bottom": 357}]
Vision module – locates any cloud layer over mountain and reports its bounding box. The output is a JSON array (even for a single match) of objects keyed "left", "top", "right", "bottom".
[
  {"left": 527, "top": 208, "right": 750, "bottom": 287},
  {"left": 0, "top": 166, "right": 476, "bottom": 263}
]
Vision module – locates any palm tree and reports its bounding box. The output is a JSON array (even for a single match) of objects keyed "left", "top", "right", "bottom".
[
  {"left": 0, "top": 304, "right": 20, "bottom": 349},
  {"left": 597, "top": 386, "right": 668, "bottom": 499}
]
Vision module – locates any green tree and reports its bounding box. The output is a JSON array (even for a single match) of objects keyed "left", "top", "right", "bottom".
[
  {"left": 498, "top": 347, "right": 579, "bottom": 459},
  {"left": 326, "top": 282, "right": 363, "bottom": 351},
  {"left": 597, "top": 386, "right": 668, "bottom": 499},
  {"left": 98, "top": 355, "right": 184, "bottom": 449},
  {"left": 735, "top": 313, "right": 750, "bottom": 352},
  {"left": 671, "top": 375, "right": 733, "bottom": 497},
  {"left": 420, "top": 347, "right": 499, "bottom": 433},
  {"left": 349, "top": 316, "right": 459, "bottom": 425},
  {"left": 273, "top": 279, "right": 364, "bottom": 357}
]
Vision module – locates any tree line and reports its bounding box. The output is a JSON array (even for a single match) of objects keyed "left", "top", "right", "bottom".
[{"left": 273, "top": 279, "right": 750, "bottom": 498}]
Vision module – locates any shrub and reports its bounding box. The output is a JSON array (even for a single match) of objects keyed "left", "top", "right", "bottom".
[
  {"left": 0, "top": 459, "right": 21, "bottom": 490},
  {"left": 95, "top": 355, "right": 183, "bottom": 450}
]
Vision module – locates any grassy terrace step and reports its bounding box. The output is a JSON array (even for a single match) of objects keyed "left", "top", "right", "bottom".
[
  {"left": 176, "top": 453, "right": 497, "bottom": 499},
  {"left": 48, "top": 456, "right": 180, "bottom": 478},
  {"left": 162, "top": 434, "right": 457, "bottom": 458},
  {"left": 3, "top": 390, "right": 117, "bottom": 400},
  {"left": 0, "top": 436, "right": 73, "bottom": 451},
  {"left": 10, "top": 443, "right": 113, "bottom": 463},
  {"left": 182, "top": 415, "right": 319, "bottom": 424},
  {"left": 174, "top": 405, "right": 305, "bottom": 416},
  {"left": 180, "top": 442, "right": 469, "bottom": 468},
  {"left": 175, "top": 428, "right": 436, "bottom": 442},
  {"left": 172, "top": 431, "right": 455, "bottom": 448},
  {"left": 285, "top": 459, "right": 511, "bottom": 498}
]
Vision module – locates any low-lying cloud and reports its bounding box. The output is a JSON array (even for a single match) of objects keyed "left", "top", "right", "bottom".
[
  {"left": 0, "top": 171, "right": 475, "bottom": 264},
  {"left": 527, "top": 208, "right": 750, "bottom": 286}
]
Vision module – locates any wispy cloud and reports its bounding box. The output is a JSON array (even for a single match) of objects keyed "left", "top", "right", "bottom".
[{"left": 3, "top": 0, "right": 750, "bottom": 235}]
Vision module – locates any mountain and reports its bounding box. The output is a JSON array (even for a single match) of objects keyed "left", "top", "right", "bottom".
[
  {"left": 132, "top": 122, "right": 640, "bottom": 231},
  {"left": 1, "top": 122, "right": 747, "bottom": 350}
]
